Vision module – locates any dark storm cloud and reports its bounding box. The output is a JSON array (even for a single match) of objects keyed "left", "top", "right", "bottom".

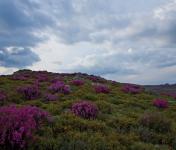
[
  {"left": 0, "top": 47, "right": 40, "bottom": 68},
  {"left": 0, "top": 0, "right": 54, "bottom": 68}
]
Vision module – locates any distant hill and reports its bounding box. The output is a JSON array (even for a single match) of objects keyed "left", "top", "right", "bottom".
[{"left": 144, "top": 84, "right": 176, "bottom": 94}]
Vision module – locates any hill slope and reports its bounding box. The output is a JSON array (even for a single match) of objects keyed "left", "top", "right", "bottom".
[{"left": 0, "top": 70, "right": 176, "bottom": 150}]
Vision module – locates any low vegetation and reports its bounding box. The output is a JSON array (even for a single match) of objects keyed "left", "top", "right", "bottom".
[{"left": 0, "top": 69, "right": 175, "bottom": 150}]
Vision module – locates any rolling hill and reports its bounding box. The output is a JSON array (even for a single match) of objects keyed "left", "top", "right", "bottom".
[{"left": 0, "top": 69, "right": 176, "bottom": 150}]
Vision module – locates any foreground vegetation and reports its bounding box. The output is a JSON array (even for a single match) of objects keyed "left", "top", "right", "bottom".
[{"left": 0, "top": 69, "right": 176, "bottom": 150}]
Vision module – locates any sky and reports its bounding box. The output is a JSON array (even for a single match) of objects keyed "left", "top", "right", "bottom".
[{"left": 0, "top": 0, "right": 176, "bottom": 85}]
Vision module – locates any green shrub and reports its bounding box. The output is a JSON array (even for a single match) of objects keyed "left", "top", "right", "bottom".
[
  {"left": 95, "top": 100, "right": 114, "bottom": 114},
  {"left": 130, "top": 142, "right": 154, "bottom": 150},
  {"left": 53, "top": 113, "right": 108, "bottom": 134},
  {"left": 83, "top": 93, "right": 98, "bottom": 101},
  {"left": 107, "top": 116, "right": 137, "bottom": 133},
  {"left": 138, "top": 127, "right": 173, "bottom": 145},
  {"left": 139, "top": 112, "right": 172, "bottom": 133},
  {"left": 130, "top": 142, "right": 169, "bottom": 150}
]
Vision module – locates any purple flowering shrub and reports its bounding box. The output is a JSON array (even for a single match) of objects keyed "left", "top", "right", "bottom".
[
  {"left": 94, "top": 84, "right": 110, "bottom": 94},
  {"left": 71, "top": 101, "right": 99, "bottom": 119},
  {"left": 36, "top": 74, "right": 49, "bottom": 82},
  {"left": 0, "top": 91, "right": 7, "bottom": 102},
  {"left": 44, "top": 93, "right": 58, "bottom": 102},
  {"left": 48, "top": 81, "right": 71, "bottom": 94},
  {"left": 169, "top": 93, "right": 176, "bottom": 99},
  {"left": 88, "top": 75, "right": 106, "bottom": 83},
  {"left": 11, "top": 74, "right": 28, "bottom": 81},
  {"left": 88, "top": 76, "right": 97, "bottom": 82},
  {"left": 17, "top": 85, "right": 40, "bottom": 100},
  {"left": 152, "top": 99, "right": 168, "bottom": 108},
  {"left": 51, "top": 77, "right": 64, "bottom": 83},
  {"left": 48, "top": 81, "right": 64, "bottom": 92},
  {"left": 62, "top": 85, "right": 71, "bottom": 94},
  {"left": 162, "top": 93, "right": 176, "bottom": 99},
  {"left": 71, "top": 79, "right": 85, "bottom": 86},
  {"left": 0, "top": 105, "right": 50, "bottom": 148},
  {"left": 122, "top": 84, "right": 143, "bottom": 94},
  {"left": 111, "top": 80, "right": 118, "bottom": 85},
  {"left": 33, "top": 80, "right": 40, "bottom": 87},
  {"left": 11, "top": 70, "right": 32, "bottom": 80}
]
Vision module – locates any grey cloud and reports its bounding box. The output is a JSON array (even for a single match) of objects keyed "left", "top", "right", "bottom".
[
  {"left": 68, "top": 48, "right": 176, "bottom": 77},
  {"left": 0, "top": 47, "right": 40, "bottom": 68},
  {"left": 0, "top": 0, "right": 55, "bottom": 68},
  {"left": 0, "top": 0, "right": 54, "bottom": 30},
  {"left": 0, "top": 31, "right": 43, "bottom": 48},
  {"left": 71, "top": 64, "right": 137, "bottom": 76},
  {"left": 49, "top": 0, "right": 176, "bottom": 49}
]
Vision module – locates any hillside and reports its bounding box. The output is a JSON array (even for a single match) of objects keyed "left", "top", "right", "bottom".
[{"left": 0, "top": 70, "right": 176, "bottom": 150}]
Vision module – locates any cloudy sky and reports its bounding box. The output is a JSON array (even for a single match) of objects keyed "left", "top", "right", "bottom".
[{"left": 0, "top": 0, "right": 176, "bottom": 84}]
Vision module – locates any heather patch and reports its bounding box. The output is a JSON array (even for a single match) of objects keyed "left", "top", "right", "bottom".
[
  {"left": 17, "top": 85, "right": 40, "bottom": 100},
  {"left": 71, "top": 100, "right": 99, "bottom": 119},
  {"left": 122, "top": 84, "right": 143, "bottom": 94},
  {"left": 152, "top": 99, "right": 168, "bottom": 108},
  {"left": 0, "top": 105, "right": 50, "bottom": 149},
  {"left": 71, "top": 79, "right": 85, "bottom": 86},
  {"left": 94, "top": 84, "right": 110, "bottom": 94},
  {"left": 48, "top": 81, "right": 71, "bottom": 94}
]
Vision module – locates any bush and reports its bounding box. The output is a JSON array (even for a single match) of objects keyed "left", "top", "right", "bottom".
[
  {"left": 88, "top": 75, "right": 106, "bottom": 83},
  {"left": 11, "top": 70, "right": 32, "bottom": 81},
  {"left": 152, "top": 99, "right": 168, "bottom": 108},
  {"left": 138, "top": 127, "right": 173, "bottom": 145},
  {"left": 95, "top": 101, "right": 113, "bottom": 114},
  {"left": 51, "top": 77, "right": 64, "bottom": 83},
  {"left": 54, "top": 113, "right": 107, "bottom": 133},
  {"left": 62, "top": 85, "right": 71, "bottom": 94},
  {"left": 162, "top": 93, "right": 176, "bottom": 99},
  {"left": 0, "top": 105, "right": 50, "bottom": 149},
  {"left": 71, "top": 79, "right": 85, "bottom": 86},
  {"left": 107, "top": 116, "right": 137, "bottom": 133},
  {"left": 83, "top": 93, "right": 98, "bottom": 101},
  {"left": 48, "top": 81, "right": 64, "bottom": 92},
  {"left": 17, "top": 85, "right": 40, "bottom": 100},
  {"left": 0, "top": 91, "right": 7, "bottom": 102},
  {"left": 36, "top": 75, "right": 48, "bottom": 82},
  {"left": 71, "top": 100, "right": 99, "bottom": 119},
  {"left": 48, "top": 81, "right": 71, "bottom": 94},
  {"left": 94, "top": 84, "right": 110, "bottom": 94},
  {"left": 121, "top": 84, "right": 143, "bottom": 94},
  {"left": 44, "top": 93, "right": 58, "bottom": 102},
  {"left": 139, "top": 112, "right": 172, "bottom": 133},
  {"left": 11, "top": 75, "right": 28, "bottom": 81},
  {"left": 130, "top": 142, "right": 164, "bottom": 150}
]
